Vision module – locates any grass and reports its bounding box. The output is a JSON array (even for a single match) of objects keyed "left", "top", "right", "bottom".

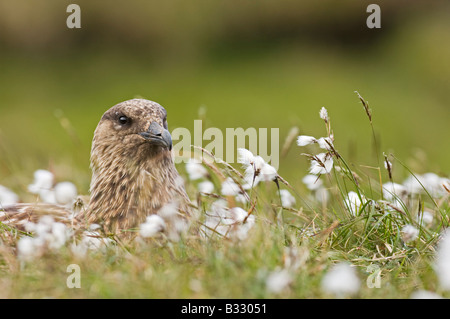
[
  {"left": 0, "top": 91, "right": 448, "bottom": 299},
  {"left": 0, "top": 15, "right": 449, "bottom": 297}
]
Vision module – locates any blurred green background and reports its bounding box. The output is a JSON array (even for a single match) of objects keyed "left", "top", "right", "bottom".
[{"left": 0, "top": 0, "right": 449, "bottom": 194}]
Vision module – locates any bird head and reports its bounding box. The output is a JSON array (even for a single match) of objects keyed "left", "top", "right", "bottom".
[{"left": 91, "top": 99, "right": 173, "bottom": 166}]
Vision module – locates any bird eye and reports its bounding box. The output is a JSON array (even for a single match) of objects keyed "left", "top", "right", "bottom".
[{"left": 118, "top": 115, "right": 130, "bottom": 125}]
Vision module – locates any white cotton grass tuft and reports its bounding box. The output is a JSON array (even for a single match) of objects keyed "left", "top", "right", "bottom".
[
  {"left": 319, "top": 107, "right": 329, "bottom": 122},
  {"left": 197, "top": 180, "right": 214, "bottom": 194},
  {"left": 343, "top": 191, "right": 367, "bottom": 216},
  {"left": 279, "top": 189, "right": 296, "bottom": 208},
  {"left": 435, "top": 229, "right": 450, "bottom": 291},
  {"left": 402, "top": 175, "right": 426, "bottom": 195},
  {"left": 417, "top": 210, "right": 433, "bottom": 227},
  {"left": 297, "top": 135, "right": 317, "bottom": 147},
  {"left": 259, "top": 162, "right": 278, "bottom": 182},
  {"left": 265, "top": 268, "right": 292, "bottom": 294},
  {"left": 302, "top": 175, "right": 329, "bottom": 204},
  {"left": 228, "top": 207, "right": 255, "bottom": 240},
  {"left": 185, "top": 159, "right": 209, "bottom": 181},
  {"left": 157, "top": 201, "right": 179, "bottom": 219},
  {"left": 83, "top": 224, "right": 113, "bottom": 249},
  {"left": 316, "top": 137, "right": 334, "bottom": 150},
  {"left": 152, "top": 201, "right": 191, "bottom": 242},
  {"left": 0, "top": 185, "right": 19, "bottom": 206},
  {"left": 17, "top": 216, "right": 72, "bottom": 261},
  {"left": 221, "top": 177, "right": 241, "bottom": 196},
  {"left": 28, "top": 169, "right": 54, "bottom": 194},
  {"left": 401, "top": 225, "right": 419, "bottom": 243},
  {"left": 250, "top": 155, "right": 266, "bottom": 175},
  {"left": 27, "top": 169, "right": 78, "bottom": 205},
  {"left": 17, "top": 237, "right": 39, "bottom": 262},
  {"left": 27, "top": 169, "right": 56, "bottom": 204},
  {"left": 202, "top": 200, "right": 229, "bottom": 238},
  {"left": 71, "top": 225, "right": 115, "bottom": 258},
  {"left": 168, "top": 218, "right": 190, "bottom": 242},
  {"left": 47, "top": 222, "right": 69, "bottom": 250},
  {"left": 384, "top": 158, "right": 392, "bottom": 170},
  {"left": 403, "top": 173, "right": 449, "bottom": 198},
  {"left": 382, "top": 182, "right": 408, "bottom": 210},
  {"left": 54, "top": 182, "right": 78, "bottom": 205},
  {"left": 237, "top": 148, "right": 278, "bottom": 188},
  {"left": 227, "top": 206, "right": 248, "bottom": 223},
  {"left": 321, "top": 262, "right": 361, "bottom": 297},
  {"left": 382, "top": 182, "right": 407, "bottom": 201},
  {"left": 302, "top": 174, "right": 323, "bottom": 191},
  {"left": 309, "top": 153, "right": 333, "bottom": 175},
  {"left": 139, "top": 215, "right": 166, "bottom": 238},
  {"left": 237, "top": 148, "right": 255, "bottom": 166},
  {"left": 41, "top": 190, "right": 58, "bottom": 204},
  {"left": 201, "top": 200, "right": 255, "bottom": 241},
  {"left": 297, "top": 135, "right": 333, "bottom": 150}
]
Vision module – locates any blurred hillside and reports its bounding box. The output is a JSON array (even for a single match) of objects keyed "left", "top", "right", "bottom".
[
  {"left": 0, "top": 1, "right": 441, "bottom": 54},
  {"left": 0, "top": 0, "right": 449, "bottom": 192}
]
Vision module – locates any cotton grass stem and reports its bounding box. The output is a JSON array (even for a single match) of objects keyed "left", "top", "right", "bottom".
[{"left": 354, "top": 91, "right": 381, "bottom": 167}]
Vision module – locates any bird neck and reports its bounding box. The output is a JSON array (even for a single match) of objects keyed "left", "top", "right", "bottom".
[{"left": 85, "top": 150, "right": 178, "bottom": 233}]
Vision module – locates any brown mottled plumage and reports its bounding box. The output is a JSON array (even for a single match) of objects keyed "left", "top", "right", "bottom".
[{"left": 0, "top": 99, "right": 192, "bottom": 236}]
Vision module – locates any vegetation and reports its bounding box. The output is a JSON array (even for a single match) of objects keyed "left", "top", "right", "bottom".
[
  {"left": 0, "top": 1, "right": 449, "bottom": 299},
  {"left": 0, "top": 92, "right": 448, "bottom": 298}
]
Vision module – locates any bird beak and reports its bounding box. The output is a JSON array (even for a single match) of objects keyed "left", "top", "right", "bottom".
[{"left": 138, "top": 122, "right": 172, "bottom": 151}]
